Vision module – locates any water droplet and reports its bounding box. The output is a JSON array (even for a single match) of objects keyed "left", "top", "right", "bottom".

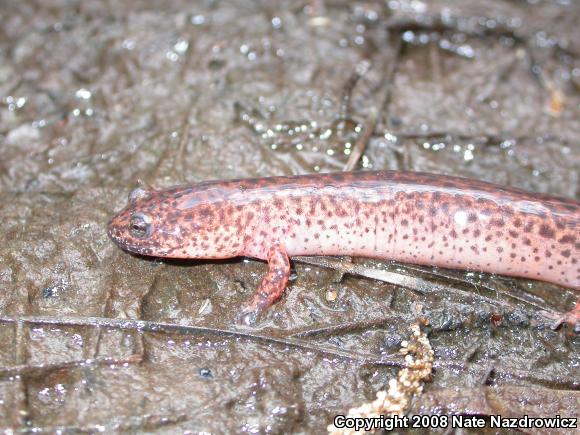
[
  {"left": 362, "top": 155, "right": 371, "bottom": 168},
  {"left": 166, "top": 51, "right": 179, "bottom": 62},
  {"left": 402, "top": 31, "right": 415, "bottom": 43},
  {"left": 191, "top": 14, "right": 205, "bottom": 25},
  {"left": 174, "top": 39, "right": 189, "bottom": 54},
  {"left": 75, "top": 88, "right": 92, "bottom": 100},
  {"left": 122, "top": 39, "right": 135, "bottom": 50}
]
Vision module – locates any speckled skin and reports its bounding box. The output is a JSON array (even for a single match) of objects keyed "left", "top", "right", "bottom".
[{"left": 108, "top": 171, "right": 580, "bottom": 326}]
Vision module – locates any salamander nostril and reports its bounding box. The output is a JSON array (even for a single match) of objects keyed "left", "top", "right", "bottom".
[{"left": 129, "top": 213, "right": 151, "bottom": 238}]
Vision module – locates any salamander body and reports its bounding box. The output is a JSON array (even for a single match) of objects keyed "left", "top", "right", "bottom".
[{"left": 107, "top": 171, "right": 580, "bottom": 326}]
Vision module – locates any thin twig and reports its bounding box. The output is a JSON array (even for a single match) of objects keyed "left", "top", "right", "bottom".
[
  {"left": 338, "top": 60, "right": 371, "bottom": 121},
  {"left": 0, "top": 354, "right": 143, "bottom": 378},
  {"left": 287, "top": 314, "right": 408, "bottom": 338},
  {"left": 293, "top": 256, "right": 510, "bottom": 308},
  {"left": 383, "top": 131, "right": 564, "bottom": 147},
  {"left": 19, "top": 412, "right": 190, "bottom": 434},
  {"left": 344, "top": 36, "right": 403, "bottom": 171},
  {"left": 1, "top": 316, "right": 574, "bottom": 388},
  {"left": 343, "top": 108, "right": 378, "bottom": 171},
  {"left": 0, "top": 315, "right": 407, "bottom": 369},
  {"left": 293, "top": 256, "right": 563, "bottom": 313}
]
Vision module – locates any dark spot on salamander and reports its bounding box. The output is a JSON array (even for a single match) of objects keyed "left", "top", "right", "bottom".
[
  {"left": 561, "top": 250, "right": 571, "bottom": 258},
  {"left": 538, "top": 224, "right": 555, "bottom": 239},
  {"left": 558, "top": 235, "right": 576, "bottom": 244}
]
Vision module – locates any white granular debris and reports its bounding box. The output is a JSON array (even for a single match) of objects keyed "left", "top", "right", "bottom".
[{"left": 328, "top": 323, "right": 434, "bottom": 435}]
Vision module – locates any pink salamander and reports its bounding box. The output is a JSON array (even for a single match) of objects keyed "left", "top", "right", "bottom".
[{"left": 107, "top": 171, "right": 580, "bottom": 327}]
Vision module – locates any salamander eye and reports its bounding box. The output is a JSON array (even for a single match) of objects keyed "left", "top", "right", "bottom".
[{"left": 129, "top": 213, "right": 151, "bottom": 238}]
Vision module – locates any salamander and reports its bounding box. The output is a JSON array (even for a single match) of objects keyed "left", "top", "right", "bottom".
[{"left": 107, "top": 171, "right": 580, "bottom": 328}]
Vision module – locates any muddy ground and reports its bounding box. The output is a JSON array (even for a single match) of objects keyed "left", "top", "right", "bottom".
[{"left": 0, "top": 0, "right": 579, "bottom": 433}]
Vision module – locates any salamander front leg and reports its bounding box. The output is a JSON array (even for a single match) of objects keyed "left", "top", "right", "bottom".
[{"left": 237, "top": 243, "right": 291, "bottom": 326}]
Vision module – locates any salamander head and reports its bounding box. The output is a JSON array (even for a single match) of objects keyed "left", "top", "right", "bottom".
[{"left": 107, "top": 186, "right": 239, "bottom": 259}]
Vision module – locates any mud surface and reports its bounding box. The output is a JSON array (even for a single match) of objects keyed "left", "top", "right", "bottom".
[{"left": 1, "top": 0, "right": 579, "bottom": 433}]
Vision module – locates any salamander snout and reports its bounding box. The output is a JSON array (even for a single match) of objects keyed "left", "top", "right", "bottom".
[{"left": 107, "top": 208, "right": 157, "bottom": 256}]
